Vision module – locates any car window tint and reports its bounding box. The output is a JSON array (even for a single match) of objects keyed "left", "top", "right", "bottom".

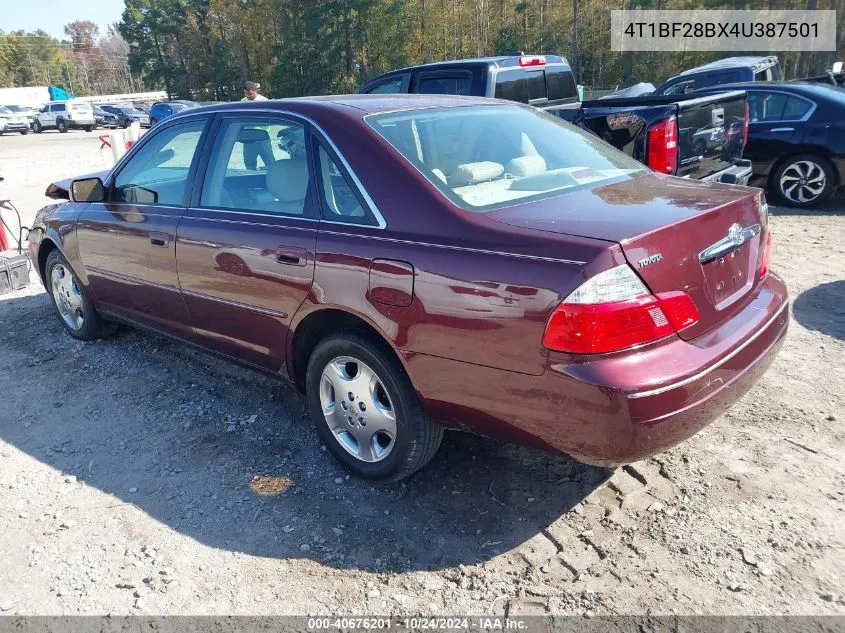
[
  {"left": 525, "top": 71, "right": 545, "bottom": 102},
  {"left": 200, "top": 118, "right": 312, "bottom": 217},
  {"left": 546, "top": 67, "right": 577, "bottom": 101},
  {"left": 366, "top": 78, "right": 403, "bottom": 94},
  {"left": 494, "top": 69, "right": 529, "bottom": 102},
  {"left": 113, "top": 119, "right": 205, "bottom": 206},
  {"left": 782, "top": 96, "right": 812, "bottom": 119},
  {"left": 316, "top": 145, "right": 373, "bottom": 225},
  {"left": 661, "top": 80, "right": 694, "bottom": 96},
  {"left": 416, "top": 75, "right": 472, "bottom": 96}
]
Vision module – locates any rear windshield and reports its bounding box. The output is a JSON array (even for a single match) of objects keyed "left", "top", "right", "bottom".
[
  {"left": 367, "top": 105, "right": 646, "bottom": 211},
  {"left": 70, "top": 102, "right": 91, "bottom": 111},
  {"left": 494, "top": 66, "right": 576, "bottom": 103}
]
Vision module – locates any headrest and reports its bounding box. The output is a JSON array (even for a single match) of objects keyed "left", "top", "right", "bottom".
[
  {"left": 506, "top": 155, "right": 547, "bottom": 177},
  {"left": 451, "top": 161, "right": 504, "bottom": 186},
  {"left": 237, "top": 128, "right": 270, "bottom": 143},
  {"left": 266, "top": 159, "right": 309, "bottom": 202}
]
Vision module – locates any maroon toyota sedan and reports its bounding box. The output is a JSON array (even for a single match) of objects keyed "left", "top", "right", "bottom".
[{"left": 28, "top": 95, "right": 789, "bottom": 482}]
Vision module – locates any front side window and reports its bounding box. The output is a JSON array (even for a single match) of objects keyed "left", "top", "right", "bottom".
[
  {"left": 113, "top": 119, "right": 206, "bottom": 205},
  {"left": 366, "top": 78, "right": 403, "bottom": 94},
  {"left": 368, "top": 105, "right": 646, "bottom": 211},
  {"left": 661, "top": 80, "right": 694, "bottom": 96},
  {"left": 200, "top": 117, "right": 313, "bottom": 217}
]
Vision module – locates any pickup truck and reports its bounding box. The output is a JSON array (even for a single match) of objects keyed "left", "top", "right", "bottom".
[
  {"left": 653, "top": 56, "right": 781, "bottom": 96},
  {"left": 359, "top": 54, "right": 752, "bottom": 185}
]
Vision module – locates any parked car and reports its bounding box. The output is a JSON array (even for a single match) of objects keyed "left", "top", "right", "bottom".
[
  {"left": 360, "top": 54, "right": 752, "bottom": 184},
  {"left": 4, "top": 104, "right": 37, "bottom": 128},
  {"left": 148, "top": 100, "right": 199, "bottom": 126},
  {"left": 33, "top": 100, "right": 95, "bottom": 133},
  {"left": 0, "top": 105, "right": 31, "bottom": 134},
  {"left": 30, "top": 96, "right": 788, "bottom": 482},
  {"left": 92, "top": 105, "right": 119, "bottom": 129},
  {"left": 693, "top": 82, "right": 845, "bottom": 207},
  {"left": 653, "top": 56, "right": 781, "bottom": 96},
  {"left": 101, "top": 104, "right": 150, "bottom": 128}
]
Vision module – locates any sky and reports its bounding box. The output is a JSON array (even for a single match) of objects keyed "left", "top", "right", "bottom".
[{"left": 1, "top": 0, "right": 126, "bottom": 40}]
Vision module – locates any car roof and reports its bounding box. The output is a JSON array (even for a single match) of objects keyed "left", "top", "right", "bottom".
[
  {"left": 367, "top": 54, "right": 570, "bottom": 78},
  {"left": 675, "top": 56, "right": 779, "bottom": 77},
  {"left": 696, "top": 80, "right": 833, "bottom": 94},
  {"left": 182, "top": 94, "right": 507, "bottom": 117}
]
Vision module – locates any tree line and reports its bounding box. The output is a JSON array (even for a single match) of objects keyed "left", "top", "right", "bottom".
[
  {"left": 2, "top": 0, "right": 844, "bottom": 98},
  {"left": 0, "top": 22, "right": 138, "bottom": 95}
]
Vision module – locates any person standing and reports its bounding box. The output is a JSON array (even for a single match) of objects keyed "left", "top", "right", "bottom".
[{"left": 240, "top": 80, "right": 274, "bottom": 170}]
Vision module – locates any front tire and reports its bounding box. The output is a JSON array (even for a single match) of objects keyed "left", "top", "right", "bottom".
[
  {"left": 33, "top": 120, "right": 42, "bottom": 133},
  {"left": 306, "top": 332, "right": 443, "bottom": 482},
  {"left": 772, "top": 154, "right": 835, "bottom": 208},
  {"left": 45, "top": 250, "right": 114, "bottom": 341},
  {"left": 20, "top": 129, "right": 28, "bottom": 135}
]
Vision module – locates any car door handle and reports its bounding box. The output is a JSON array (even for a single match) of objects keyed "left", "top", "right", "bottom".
[
  {"left": 770, "top": 127, "right": 794, "bottom": 132},
  {"left": 150, "top": 232, "right": 170, "bottom": 248},
  {"left": 275, "top": 246, "right": 309, "bottom": 266}
]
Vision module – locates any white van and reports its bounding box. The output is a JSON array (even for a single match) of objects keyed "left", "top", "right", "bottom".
[{"left": 33, "top": 100, "right": 96, "bottom": 133}]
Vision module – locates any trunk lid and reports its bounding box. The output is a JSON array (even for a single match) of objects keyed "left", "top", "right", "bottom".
[{"left": 487, "top": 173, "right": 767, "bottom": 340}]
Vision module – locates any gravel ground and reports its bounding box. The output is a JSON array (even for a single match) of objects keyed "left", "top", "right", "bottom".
[{"left": 0, "top": 131, "right": 843, "bottom": 616}]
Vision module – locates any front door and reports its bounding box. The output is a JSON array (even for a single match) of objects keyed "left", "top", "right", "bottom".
[
  {"left": 75, "top": 116, "right": 210, "bottom": 338},
  {"left": 177, "top": 114, "right": 318, "bottom": 372}
]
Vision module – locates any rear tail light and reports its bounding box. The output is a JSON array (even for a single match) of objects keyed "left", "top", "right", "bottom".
[
  {"left": 519, "top": 55, "right": 546, "bottom": 67},
  {"left": 647, "top": 116, "right": 678, "bottom": 175},
  {"left": 743, "top": 101, "right": 750, "bottom": 149},
  {"left": 542, "top": 265, "right": 699, "bottom": 354},
  {"left": 759, "top": 231, "right": 772, "bottom": 279}
]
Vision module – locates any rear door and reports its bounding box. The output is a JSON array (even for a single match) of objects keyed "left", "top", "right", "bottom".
[
  {"left": 177, "top": 113, "right": 318, "bottom": 372},
  {"left": 744, "top": 90, "right": 813, "bottom": 178},
  {"left": 76, "top": 115, "right": 211, "bottom": 337}
]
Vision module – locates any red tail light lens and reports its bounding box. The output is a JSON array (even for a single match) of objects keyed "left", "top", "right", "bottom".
[
  {"left": 743, "top": 101, "right": 750, "bottom": 149},
  {"left": 647, "top": 116, "right": 678, "bottom": 175},
  {"left": 759, "top": 231, "right": 772, "bottom": 279},
  {"left": 543, "top": 266, "right": 699, "bottom": 355}
]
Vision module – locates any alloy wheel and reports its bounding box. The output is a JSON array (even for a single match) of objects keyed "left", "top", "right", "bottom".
[
  {"left": 319, "top": 356, "right": 397, "bottom": 463},
  {"left": 50, "top": 264, "right": 85, "bottom": 330},
  {"left": 779, "top": 160, "right": 826, "bottom": 204}
]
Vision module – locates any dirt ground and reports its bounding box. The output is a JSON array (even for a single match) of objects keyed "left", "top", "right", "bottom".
[{"left": 0, "top": 130, "right": 842, "bottom": 617}]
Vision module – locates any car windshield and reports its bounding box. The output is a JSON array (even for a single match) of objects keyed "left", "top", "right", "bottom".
[
  {"left": 366, "top": 105, "right": 647, "bottom": 211},
  {"left": 0, "top": 106, "right": 11, "bottom": 115},
  {"left": 170, "top": 103, "right": 190, "bottom": 112},
  {"left": 7, "top": 105, "right": 25, "bottom": 112}
]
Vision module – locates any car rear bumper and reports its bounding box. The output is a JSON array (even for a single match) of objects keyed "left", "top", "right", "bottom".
[
  {"left": 405, "top": 272, "right": 788, "bottom": 465},
  {"left": 702, "top": 159, "right": 753, "bottom": 186}
]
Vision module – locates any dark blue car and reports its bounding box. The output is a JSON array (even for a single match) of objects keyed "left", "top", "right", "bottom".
[{"left": 148, "top": 100, "right": 199, "bottom": 126}]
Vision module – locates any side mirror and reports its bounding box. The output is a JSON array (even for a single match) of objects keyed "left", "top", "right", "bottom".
[{"left": 71, "top": 177, "right": 105, "bottom": 203}]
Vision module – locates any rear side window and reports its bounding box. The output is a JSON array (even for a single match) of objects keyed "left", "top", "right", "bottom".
[
  {"left": 660, "top": 80, "right": 694, "bottom": 96},
  {"left": 416, "top": 74, "right": 473, "bottom": 96},
  {"left": 748, "top": 92, "right": 813, "bottom": 121},
  {"left": 546, "top": 67, "right": 577, "bottom": 101},
  {"left": 366, "top": 78, "right": 403, "bottom": 94}
]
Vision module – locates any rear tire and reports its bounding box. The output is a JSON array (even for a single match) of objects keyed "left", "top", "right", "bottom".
[
  {"left": 45, "top": 250, "right": 115, "bottom": 341},
  {"left": 122, "top": 119, "right": 131, "bottom": 129},
  {"left": 56, "top": 119, "right": 68, "bottom": 133},
  {"left": 305, "top": 331, "right": 443, "bottom": 482},
  {"left": 771, "top": 154, "right": 835, "bottom": 208},
  {"left": 83, "top": 124, "right": 93, "bottom": 132}
]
